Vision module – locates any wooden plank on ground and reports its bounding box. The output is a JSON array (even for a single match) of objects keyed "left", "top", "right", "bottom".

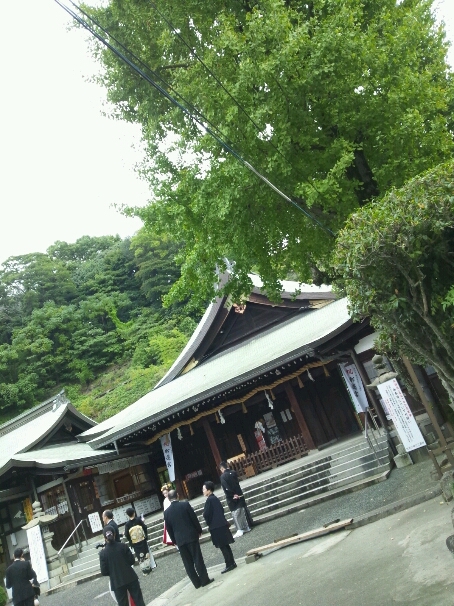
[{"left": 245, "top": 518, "right": 353, "bottom": 557}]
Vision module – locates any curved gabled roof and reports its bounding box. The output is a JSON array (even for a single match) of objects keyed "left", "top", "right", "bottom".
[
  {"left": 0, "top": 392, "right": 97, "bottom": 477},
  {"left": 11, "top": 442, "right": 116, "bottom": 470},
  {"left": 81, "top": 298, "right": 351, "bottom": 449},
  {"left": 155, "top": 274, "right": 335, "bottom": 389}
]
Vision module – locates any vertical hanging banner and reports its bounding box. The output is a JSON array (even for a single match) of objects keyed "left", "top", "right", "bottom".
[
  {"left": 376, "top": 378, "right": 426, "bottom": 452},
  {"left": 26, "top": 525, "right": 49, "bottom": 585},
  {"left": 339, "top": 363, "right": 368, "bottom": 413},
  {"left": 160, "top": 433, "right": 175, "bottom": 482}
]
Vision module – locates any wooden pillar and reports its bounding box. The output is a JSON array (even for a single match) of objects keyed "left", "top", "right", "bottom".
[
  {"left": 171, "top": 449, "right": 186, "bottom": 500},
  {"left": 202, "top": 417, "right": 222, "bottom": 469},
  {"left": 284, "top": 382, "right": 316, "bottom": 450}
]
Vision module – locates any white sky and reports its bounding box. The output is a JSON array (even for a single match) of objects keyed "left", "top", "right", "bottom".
[{"left": 0, "top": 1, "right": 453, "bottom": 266}]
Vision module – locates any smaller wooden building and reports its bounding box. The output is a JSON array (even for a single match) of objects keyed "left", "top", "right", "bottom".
[{"left": 0, "top": 392, "right": 162, "bottom": 578}]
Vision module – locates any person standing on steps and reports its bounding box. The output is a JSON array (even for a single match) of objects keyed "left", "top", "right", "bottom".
[
  {"left": 124, "top": 507, "right": 153, "bottom": 567},
  {"left": 99, "top": 526, "right": 146, "bottom": 606},
  {"left": 164, "top": 490, "right": 214, "bottom": 588},
  {"left": 5, "top": 548, "right": 39, "bottom": 606},
  {"left": 103, "top": 509, "right": 121, "bottom": 542},
  {"left": 161, "top": 483, "right": 174, "bottom": 546},
  {"left": 219, "top": 461, "right": 251, "bottom": 538},
  {"left": 202, "top": 481, "right": 237, "bottom": 574}
]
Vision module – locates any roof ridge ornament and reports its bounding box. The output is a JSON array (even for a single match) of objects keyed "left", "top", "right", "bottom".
[{"left": 52, "top": 390, "right": 69, "bottom": 412}]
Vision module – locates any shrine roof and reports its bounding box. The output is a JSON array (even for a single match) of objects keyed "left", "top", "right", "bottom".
[
  {"left": 81, "top": 297, "right": 351, "bottom": 449},
  {"left": 155, "top": 274, "right": 334, "bottom": 389},
  {"left": 10, "top": 442, "right": 116, "bottom": 470},
  {"left": 0, "top": 392, "right": 97, "bottom": 477}
]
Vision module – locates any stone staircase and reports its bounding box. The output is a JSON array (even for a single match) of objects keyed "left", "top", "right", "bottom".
[{"left": 59, "top": 432, "right": 390, "bottom": 585}]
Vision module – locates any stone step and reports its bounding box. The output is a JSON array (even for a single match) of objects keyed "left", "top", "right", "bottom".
[
  {"left": 249, "top": 463, "right": 391, "bottom": 519},
  {"left": 62, "top": 434, "right": 391, "bottom": 582},
  {"left": 144, "top": 437, "right": 388, "bottom": 525}
]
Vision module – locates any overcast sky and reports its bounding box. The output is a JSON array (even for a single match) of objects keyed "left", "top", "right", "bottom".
[{"left": 0, "top": 1, "right": 453, "bottom": 266}]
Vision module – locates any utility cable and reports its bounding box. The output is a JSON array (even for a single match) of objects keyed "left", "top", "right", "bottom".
[
  {"left": 148, "top": 1, "right": 273, "bottom": 144},
  {"left": 55, "top": 0, "right": 335, "bottom": 236},
  {"left": 66, "top": 0, "right": 237, "bottom": 149},
  {"left": 148, "top": 0, "right": 328, "bottom": 206}
]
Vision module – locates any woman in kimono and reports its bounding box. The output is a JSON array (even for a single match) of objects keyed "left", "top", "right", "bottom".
[{"left": 161, "top": 483, "right": 174, "bottom": 545}]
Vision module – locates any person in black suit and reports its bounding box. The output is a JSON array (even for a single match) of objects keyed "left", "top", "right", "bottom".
[
  {"left": 164, "top": 490, "right": 214, "bottom": 589},
  {"left": 5, "top": 547, "right": 38, "bottom": 606},
  {"left": 202, "top": 481, "right": 237, "bottom": 574},
  {"left": 102, "top": 509, "right": 121, "bottom": 542},
  {"left": 99, "top": 526, "right": 146, "bottom": 606},
  {"left": 219, "top": 461, "right": 251, "bottom": 537}
]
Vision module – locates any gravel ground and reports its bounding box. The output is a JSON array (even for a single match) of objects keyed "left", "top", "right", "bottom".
[{"left": 42, "top": 458, "right": 438, "bottom": 606}]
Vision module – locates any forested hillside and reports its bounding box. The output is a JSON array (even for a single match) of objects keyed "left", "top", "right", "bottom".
[{"left": 0, "top": 232, "right": 203, "bottom": 423}]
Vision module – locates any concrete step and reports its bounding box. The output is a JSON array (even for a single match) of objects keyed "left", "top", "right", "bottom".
[
  {"left": 61, "top": 434, "right": 391, "bottom": 582},
  {"left": 250, "top": 464, "right": 391, "bottom": 519},
  {"left": 140, "top": 437, "right": 389, "bottom": 542}
]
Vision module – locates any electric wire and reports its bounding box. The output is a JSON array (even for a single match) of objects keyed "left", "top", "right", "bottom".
[
  {"left": 148, "top": 1, "right": 279, "bottom": 149},
  {"left": 70, "top": 0, "right": 300, "bottom": 196},
  {"left": 147, "top": 0, "right": 328, "bottom": 205},
  {"left": 55, "top": 0, "right": 335, "bottom": 236},
  {"left": 66, "top": 0, "right": 237, "bottom": 149}
]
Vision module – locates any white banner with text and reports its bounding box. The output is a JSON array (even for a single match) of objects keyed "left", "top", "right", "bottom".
[
  {"left": 339, "top": 362, "right": 368, "bottom": 413},
  {"left": 160, "top": 433, "right": 175, "bottom": 482},
  {"left": 377, "top": 378, "right": 426, "bottom": 452}
]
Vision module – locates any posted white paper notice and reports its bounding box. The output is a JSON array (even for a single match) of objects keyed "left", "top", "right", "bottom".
[{"left": 377, "top": 379, "right": 426, "bottom": 452}]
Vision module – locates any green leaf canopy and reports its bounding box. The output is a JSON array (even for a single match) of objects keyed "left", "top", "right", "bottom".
[
  {"left": 83, "top": 0, "right": 453, "bottom": 303},
  {"left": 332, "top": 160, "right": 454, "bottom": 401}
]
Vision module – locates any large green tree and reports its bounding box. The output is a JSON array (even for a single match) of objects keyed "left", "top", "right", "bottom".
[
  {"left": 331, "top": 161, "right": 454, "bottom": 403},
  {"left": 84, "top": 0, "right": 453, "bottom": 303}
]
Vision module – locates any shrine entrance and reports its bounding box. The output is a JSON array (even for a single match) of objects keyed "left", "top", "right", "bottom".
[{"left": 66, "top": 477, "right": 103, "bottom": 540}]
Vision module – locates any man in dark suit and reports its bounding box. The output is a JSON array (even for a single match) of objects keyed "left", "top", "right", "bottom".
[
  {"left": 5, "top": 547, "right": 38, "bottom": 606},
  {"left": 219, "top": 461, "right": 251, "bottom": 538},
  {"left": 164, "top": 490, "right": 214, "bottom": 588},
  {"left": 102, "top": 509, "right": 121, "bottom": 542},
  {"left": 99, "top": 526, "right": 145, "bottom": 606}
]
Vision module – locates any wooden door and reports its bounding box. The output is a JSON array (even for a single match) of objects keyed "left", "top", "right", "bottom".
[{"left": 66, "top": 478, "right": 102, "bottom": 539}]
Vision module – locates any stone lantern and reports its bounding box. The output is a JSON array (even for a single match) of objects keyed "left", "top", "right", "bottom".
[
  {"left": 22, "top": 500, "right": 59, "bottom": 560},
  {"left": 366, "top": 354, "right": 412, "bottom": 468},
  {"left": 366, "top": 354, "right": 398, "bottom": 389}
]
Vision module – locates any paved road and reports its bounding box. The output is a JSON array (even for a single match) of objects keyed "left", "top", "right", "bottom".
[
  {"left": 153, "top": 497, "right": 454, "bottom": 606},
  {"left": 42, "top": 460, "right": 444, "bottom": 606}
]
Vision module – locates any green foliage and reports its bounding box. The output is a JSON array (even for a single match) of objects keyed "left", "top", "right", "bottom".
[
  {"left": 332, "top": 160, "right": 454, "bottom": 402},
  {"left": 66, "top": 365, "right": 167, "bottom": 421},
  {"left": 131, "top": 230, "right": 183, "bottom": 307},
  {"left": 0, "top": 585, "right": 7, "bottom": 606},
  {"left": 0, "top": 234, "right": 203, "bottom": 418},
  {"left": 84, "top": 0, "right": 453, "bottom": 304}
]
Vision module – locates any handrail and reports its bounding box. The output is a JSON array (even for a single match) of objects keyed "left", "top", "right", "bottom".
[{"left": 58, "top": 519, "right": 88, "bottom": 556}]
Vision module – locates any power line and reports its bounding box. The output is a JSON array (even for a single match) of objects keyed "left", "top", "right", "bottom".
[
  {"left": 66, "top": 0, "right": 237, "bottom": 149},
  {"left": 54, "top": 0, "right": 335, "bottom": 237},
  {"left": 148, "top": 2, "right": 274, "bottom": 144}
]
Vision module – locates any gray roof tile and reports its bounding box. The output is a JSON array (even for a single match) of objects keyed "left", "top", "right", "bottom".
[{"left": 82, "top": 298, "right": 351, "bottom": 448}]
